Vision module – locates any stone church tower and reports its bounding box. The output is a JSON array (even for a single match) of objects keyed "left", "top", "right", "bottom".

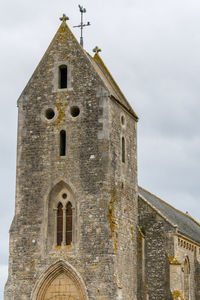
[{"left": 5, "top": 15, "right": 138, "bottom": 300}]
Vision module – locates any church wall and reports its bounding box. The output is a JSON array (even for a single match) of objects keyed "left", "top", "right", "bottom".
[
  {"left": 4, "top": 23, "right": 123, "bottom": 300},
  {"left": 172, "top": 235, "right": 200, "bottom": 300},
  {"left": 138, "top": 197, "right": 174, "bottom": 300},
  {"left": 5, "top": 21, "right": 139, "bottom": 300},
  {"left": 108, "top": 99, "right": 138, "bottom": 299},
  {"left": 195, "top": 255, "right": 200, "bottom": 299},
  {"left": 4, "top": 16, "right": 200, "bottom": 300},
  {"left": 138, "top": 197, "right": 200, "bottom": 300}
]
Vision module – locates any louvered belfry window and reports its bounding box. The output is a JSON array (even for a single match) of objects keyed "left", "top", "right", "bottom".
[
  {"left": 66, "top": 202, "right": 72, "bottom": 245},
  {"left": 57, "top": 203, "right": 63, "bottom": 246}
]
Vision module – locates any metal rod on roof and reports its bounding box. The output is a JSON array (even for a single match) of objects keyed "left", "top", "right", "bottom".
[{"left": 73, "top": 5, "right": 91, "bottom": 48}]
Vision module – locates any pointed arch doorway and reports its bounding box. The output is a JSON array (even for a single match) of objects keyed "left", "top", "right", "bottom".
[
  {"left": 32, "top": 261, "right": 88, "bottom": 300},
  {"left": 43, "top": 272, "right": 80, "bottom": 300}
]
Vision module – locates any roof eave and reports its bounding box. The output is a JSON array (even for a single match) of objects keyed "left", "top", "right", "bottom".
[
  {"left": 110, "top": 95, "right": 139, "bottom": 122},
  {"left": 176, "top": 232, "right": 200, "bottom": 247},
  {"left": 138, "top": 193, "right": 177, "bottom": 229}
]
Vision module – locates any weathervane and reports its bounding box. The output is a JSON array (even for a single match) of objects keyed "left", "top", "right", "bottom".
[{"left": 73, "top": 5, "right": 91, "bottom": 47}]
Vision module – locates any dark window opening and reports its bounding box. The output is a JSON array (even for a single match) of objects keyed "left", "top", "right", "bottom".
[
  {"left": 66, "top": 202, "right": 72, "bottom": 245},
  {"left": 60, "top": 130, "right": 66, "bottom": 156},
  {"left": 59, "top": 65, "right": 68, "bottom": 89},
  {"left": 62, "top": 193, "right": 67, "bottom": 199},
  {"left": 57, "top": 202, "right": 63, "bottom": 246},
  {"left": 45, "top": 108, "right": 55, "bottom": 120},
  {"left": 70, "top": 106, "right": 80, "bottom": 117},
  {"left": 122, "top": 137, "right": 125, "bottom": 163}
]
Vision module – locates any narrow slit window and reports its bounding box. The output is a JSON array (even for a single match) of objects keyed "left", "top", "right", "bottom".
[
  {"left": 66, "top": 202, "right": 72, "bottom": 245},
  {"left": 122, "top": 137, "right": 125, "bottom": 163},
  {"left": 57, "top": 203, "right": 63, "bottom": 246},
  {"left": 59, "top": 65, "right": 68, "bottom": 89},
  {"left": 60, "top": 130, "right": 66, "bottom": 156}
]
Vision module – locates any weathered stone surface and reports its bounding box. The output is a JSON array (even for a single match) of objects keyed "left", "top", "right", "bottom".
[
  {"left": 138, "top": 196, "right": 200, "bottom": 300},
  {"left": 138, "top": 197, "right": 173, "bottom": 300},
  {"left": 4, "top": 17, "right": 200, "bottom": 300},
  {"left": 195, "top": 256, "right": 200, "bottom": 299},
  {"left": 4, "top": 20, "right": 138, "bottom": 300}
]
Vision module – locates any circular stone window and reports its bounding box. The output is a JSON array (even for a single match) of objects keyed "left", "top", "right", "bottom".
[
  {"left": 70, "top": 106, "right": 80, "bottom": 117},
  {"left": 62, "top": 193, "right": 67, "bottom": 199},
  {"left": 45, "top": 108, "right": 55, "bottom": 120}
]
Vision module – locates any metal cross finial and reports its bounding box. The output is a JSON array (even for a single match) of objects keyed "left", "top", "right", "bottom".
[
  {"left": 73, "top": 5, "right": 91, "bottom": 48},
  {"left": 60, "top": 14, "right": 69, "bottom": 22},
  {"left": 93, "top": 46, "right": 102, "bottom": 55}
]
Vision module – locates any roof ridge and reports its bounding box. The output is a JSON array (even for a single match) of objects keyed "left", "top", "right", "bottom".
[
  {"left": 18, "top": 20, "right": 87, "bottom": 105},
  {"left": 93, "top": 53, "right": 124, "bottom": 99},
  {"left": 92, "top": 53, "right": 138, "bottom": 118},
  {"left": 139, "top": 186, "right": 200, "bottom": 228}
]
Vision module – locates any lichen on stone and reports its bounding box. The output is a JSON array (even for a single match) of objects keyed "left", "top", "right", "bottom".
[
  {"left": 169, "top": 256, "right": 181, "bottom": 265},
  {"left": 108, "top": 190, "right": 118, "bottom": 251},
  {"left": 172, "top": 290, "right": 184, "bottom": 299},
  {"left": 55, "top": 102, "right": 66, "bottom": 125}
]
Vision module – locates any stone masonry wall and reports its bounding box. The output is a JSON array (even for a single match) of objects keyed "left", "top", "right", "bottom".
[
  {"left": 195, "top": 255, "right": 200, "bottom": 299},
  {"left": 108, "top": 99, "right": 138, "bottom": 300},
  {"left": 173, "top": 235, "right": 200, "bottom": 300},
  {"left": 5, "top": 21, "right": 138, "bottom": 300},
  {"left": 138, "top": 197, "right": 174, "bottom": 300}
]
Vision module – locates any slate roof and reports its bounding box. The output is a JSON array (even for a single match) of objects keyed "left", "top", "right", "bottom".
[{"left": 138, "top": 186, "right": 200, "bottom": 244}]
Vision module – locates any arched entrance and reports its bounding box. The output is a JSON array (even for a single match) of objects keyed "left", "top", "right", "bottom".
[
  {"left": 32, "top": 261, "right": 88, "bottom": 300},
  {"left": 43, "top": 272, "right": 80, "bottom": 300}
]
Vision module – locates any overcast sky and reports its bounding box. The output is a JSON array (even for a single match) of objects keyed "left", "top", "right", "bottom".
[{"left": 1, "top": 0, "right": 200, "bottom": 297}]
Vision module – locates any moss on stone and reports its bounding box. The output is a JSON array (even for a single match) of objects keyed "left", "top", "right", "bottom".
[
  {"left": 169, "top": 256, "right": 181, "bottom": 265},
  {"left": 172, "top": 290, "right": 184, "bottom": 300}
]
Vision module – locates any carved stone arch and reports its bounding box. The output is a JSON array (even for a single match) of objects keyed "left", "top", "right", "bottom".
[
  {"left": 44, "top": 180, "right": 78, "bottom": 253},
  {"left": 184, "top": 256, "right": 190, "bottom": 274},
  {"left": 49, "top": 180, "right": 75, "bottom": 208},
  {"left": 32, "top": 261, "right": 88, "bottom": 300}
]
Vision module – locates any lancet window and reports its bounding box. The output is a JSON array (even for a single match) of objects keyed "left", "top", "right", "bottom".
[
  {"left": 66, "top": 202, "right": 72, "bottom": 245},
  {"left": 122, "top": 136, "right": 125, "bottom": 163},
  {"left": 59, "top": 65, "right": 68, "bottom": 89},
  {"left": 57, "top": 203, "right": 63, "bottom": 246},
  {"left": 60, "top": 130, "right": 66, "bottom": 156},
  {"left": 56, "top": 201, "right": 73, "bottom": 246}
]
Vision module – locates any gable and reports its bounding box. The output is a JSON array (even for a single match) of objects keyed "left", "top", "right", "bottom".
[
  {"left": 139, "top": 186, "right": 200, "bottom": 244},
  {"left": 88, "top": 53, "right": 138, "bottom": 120},
  {"left": 17, "top": 20, "right": 106, "bottom": 106},
  {"left": 17, "top": 19, "right": 138, "bottom": 123}
]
